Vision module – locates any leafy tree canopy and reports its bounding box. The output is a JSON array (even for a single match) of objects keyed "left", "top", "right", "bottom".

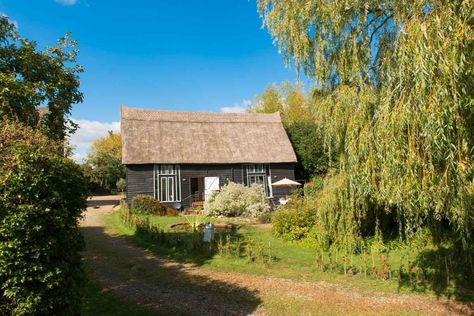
[
  {"left": 258, "top": 0, "right": 473, "bottom": 243},
  {"left": 287, "top": 121, "right": 329, "bottom": 179},
  {"left": 250, "top": 82, "right": 327, "bottom": 180},
  {"left": 83, "top": 131, "right": 125, "bottom": 192},
  {"left": 250, "top": 81, "right": 311, "bottom": 126},
  {"left": 0, "top": 16, "right": 83, "bottom": 142}
]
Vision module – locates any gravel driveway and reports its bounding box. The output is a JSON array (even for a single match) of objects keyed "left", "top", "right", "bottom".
[{"left": 80, "top": 195, "right": 472, "bottom": 316}]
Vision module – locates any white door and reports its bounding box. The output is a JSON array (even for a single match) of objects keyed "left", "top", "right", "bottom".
[{"left": 204, "top": 177, "right": 219, "bottom": 201}]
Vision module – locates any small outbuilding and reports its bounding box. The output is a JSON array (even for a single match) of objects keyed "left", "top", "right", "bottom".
[{"left": 121, "top": 105, "right": 298, "bottom": 210}]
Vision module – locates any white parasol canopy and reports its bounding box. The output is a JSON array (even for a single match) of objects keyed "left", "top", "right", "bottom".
[{"left": 271, "top": 178, "right": 302, "bottom": 187}]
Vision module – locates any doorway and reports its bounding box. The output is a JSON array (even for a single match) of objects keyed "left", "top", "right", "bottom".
[{"left": 190, "top": 177, "right": 205, "bottom": 202}]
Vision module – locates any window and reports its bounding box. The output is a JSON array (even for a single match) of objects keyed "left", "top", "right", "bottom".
[
  {"left": 155, "top": 165, "right": 181, "bottom": 202},
  {"left": 244, "top": 164, "right": 271, "bottom": 197}
]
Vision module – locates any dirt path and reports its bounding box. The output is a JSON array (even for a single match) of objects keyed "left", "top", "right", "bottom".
[{"left": 81, "top": 196, "right": 472, "bottom": 316}]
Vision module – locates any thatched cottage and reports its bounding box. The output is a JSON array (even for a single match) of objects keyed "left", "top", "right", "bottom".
[{"left": 121, "top": 106, "right": 298, "bottom": 210}]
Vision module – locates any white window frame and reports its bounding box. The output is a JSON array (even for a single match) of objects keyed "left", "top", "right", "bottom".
[
  {"left": 154, "top": 165, "right": 181, "bottom": 202},
  {"left": 244, "top": 164, "right": 271, "bottom": 197}
]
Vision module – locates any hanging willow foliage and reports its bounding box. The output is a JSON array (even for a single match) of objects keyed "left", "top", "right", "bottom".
[{"left": 258, "top": 1, "right": 473, "bottom": 244}]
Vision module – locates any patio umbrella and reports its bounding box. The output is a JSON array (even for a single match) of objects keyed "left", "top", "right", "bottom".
[{"left": 271, "top": 178, "right": 302, "bottom": 187}]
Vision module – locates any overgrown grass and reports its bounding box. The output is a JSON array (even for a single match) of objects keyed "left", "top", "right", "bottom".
[{"left": 104, "top": 210, "right": 470, "bottom": 299}]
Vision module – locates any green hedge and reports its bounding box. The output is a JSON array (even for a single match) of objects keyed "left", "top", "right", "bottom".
[{"left": 0, "top": 122, "right": 88, "bottom": 315}]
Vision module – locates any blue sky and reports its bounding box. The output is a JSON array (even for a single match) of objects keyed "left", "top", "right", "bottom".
[{"left": 0, "top": 0, "right": 308, "bottom": 160}]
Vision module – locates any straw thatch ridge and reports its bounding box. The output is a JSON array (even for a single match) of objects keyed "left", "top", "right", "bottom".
[{"left": 121, "top": 105, "right": 298, "bottom": 164}]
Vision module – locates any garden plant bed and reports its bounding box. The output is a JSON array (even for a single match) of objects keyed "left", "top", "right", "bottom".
[{"left": 79, "top": 200, "right": 473, "bottom": 315}]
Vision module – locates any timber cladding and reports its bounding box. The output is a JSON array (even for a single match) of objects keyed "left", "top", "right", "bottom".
[
  {"left": 121, "top": 106, "right": 298, "bottom": 209},
  {"left": 125, "top": 163, "right": 295, "bottom": 208}
]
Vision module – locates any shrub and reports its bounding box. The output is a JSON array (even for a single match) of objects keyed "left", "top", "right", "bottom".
[
  {"left": 155, "top": 201, "right": 167, "bottom": 215},
  {"left": 165, "top": 207, "right": 178, "bottom": 216},
  {"left": 272, "top": 197, "right": 316, "bottom": 240},
  {"left": 131, "top": 194, "right": 156, "bottom": 214},
  {"left": 303, "top": 177, "right": 323, "bottom": 197},
  {"left": 204, "top": 182, "right": 269, "bottom": 218},
  {"left": 0, "top": 122, "right": 88, "bottom": 315},
  {"left": 258, "top": 212, "right": 273, "bottom": 224},
  {"left": 116, "top": 178, "right": 126, "bottom": 194}
]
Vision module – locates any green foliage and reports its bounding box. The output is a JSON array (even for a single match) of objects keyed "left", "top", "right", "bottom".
[
  {"left": 258, "top": 0, "right": 474, "bottom": 245},
  {"left": 287, "top": 121, "right": 328, "bottom": 179},
  {"left": 83, "top": 131, "right": 125, "bottom": 192},
  {"left": 0, "top": 16, "right": 83, "bottom": 142},
  {"left": 250, "top": 82, "right": 327, "bottom": 180},
  {"left": 272, "top": 197, "right": 316, "bottom": 241},
  {"left": 116, "top": 178, "right": 126, "bottom": 194},
  {"left": 0, "top": 122, "right": 87, "bottom": 315},
  {"left": 131, "top": 195, "right": 163, "bottom": 215},
  {"left": 303, "top": 177, "right": 323, "bottom": 197},
  {"left": 204, "top": 182, "right": 269, "bottom": 218},
  {"left": 251, "top": 84, "right": 283, "bottom": 114},
  {"left": 250, "top": 82, "right": 311, "bottom": 127},
  {"left": 258, "top": 212, "right": 273, "bottom": 224}
]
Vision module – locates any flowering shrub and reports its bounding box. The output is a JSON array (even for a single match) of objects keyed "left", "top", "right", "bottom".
[{"left": 204, "top": 182, "right": 269, "bottom": 218}]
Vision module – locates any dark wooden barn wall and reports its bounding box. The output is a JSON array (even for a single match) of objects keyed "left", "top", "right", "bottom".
[
  {"left": 180, "top": 164, "right": 243, "bottom": 206},
  {"left": 126, "top": 163, "right": 295, "bottom": 208},
  {"left": 125, "top": 164, "right": 154, "bottom": 204},
  {"left": 269, "top": 163, "right": 296, "bottom": 200}
]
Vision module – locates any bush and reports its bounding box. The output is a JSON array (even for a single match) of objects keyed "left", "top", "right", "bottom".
[
  {"left": 272, "top": 197, "right": 316, "bottom": 240},
  {"left": 258, "top": 212, "right": 273, "bottom": 224},
  {"left": 204, "top": 182, "right": 269, "bottom": 218},
  {"left": 155, "top": 201, "right": 167, "bottom": 215},
  {"left": 303, "top": 177, "right": 323, "bottom": 197},
  {"left": 165, "top": 207, "right": 178, "bottom": 216},
  {"left": 131, "top": 195, "right": 165, "bottom": 215},
  {"left": 0, "top": 122, "right": 88, "bottom": 315},
  {"left": 130, "top": 195, "right": 171, "bottom": 215},
  {"left": 116, "top": 178, "right": 126, "bottom": 194}
]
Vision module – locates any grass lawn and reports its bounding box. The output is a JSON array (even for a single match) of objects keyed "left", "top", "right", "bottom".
[{"left": 104, "top": 210, "right": 449, "bottom": 298}]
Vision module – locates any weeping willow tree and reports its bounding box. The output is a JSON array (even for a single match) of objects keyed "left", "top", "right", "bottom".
[{"left": 258, "top": 1, "right": 473, "bottom": 246}]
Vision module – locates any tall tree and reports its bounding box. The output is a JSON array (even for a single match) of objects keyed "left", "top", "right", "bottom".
[
  {"left": 84, "top": 132, "right": 125, "bottom": 192},
  {"left": 0, "top": 16, "right": 83, "bottom": 142},
  {"left": 251, "top": 84, "right": 283, "bottom": 113},
  {"left": 258, "top": 1, "right": 474, "bottom": 242},
  {"left": 250, "top": 82, "right": 327, "bottom": 180},
  {"left": 283, "top": 83, "right": 309, "bottom": 126}
]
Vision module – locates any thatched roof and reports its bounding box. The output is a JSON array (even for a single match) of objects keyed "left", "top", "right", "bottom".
[{"left": 121, "top": 106, "right": 297, "bottom": 164}]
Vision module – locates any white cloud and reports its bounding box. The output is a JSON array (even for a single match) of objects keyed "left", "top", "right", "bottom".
[
  {"left": 55, "top": 0, "right": 78, "bottom": 6},
  {"left": 69, "top": 119, "right": 120, "bottom": 162},
  {"left": 220, "top": 99, "right": 252, "bottom": 113},
  {"left": 220, "top": 105, "right": 246, "bottom": 113}
]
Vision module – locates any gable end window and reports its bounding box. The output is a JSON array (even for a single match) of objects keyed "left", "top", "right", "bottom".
[{"left": 154, "top": 164, "right": 181, "bottom": 202}]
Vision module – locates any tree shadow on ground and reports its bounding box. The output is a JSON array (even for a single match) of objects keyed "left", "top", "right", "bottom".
[
  {"left": 86, "top": 198, "right": 119, "bottom": 208},
  {"left": 80, "top": 225, "right": 262, "bottom": 316},
  {"left": 397, "top": 245, "right": 474, "bottom": 306}
]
